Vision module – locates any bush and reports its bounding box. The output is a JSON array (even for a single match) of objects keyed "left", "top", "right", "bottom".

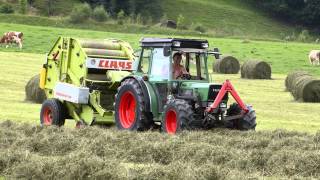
[
  {"left": 193, "top": 23, "right": 206, "bottom": 33},
  {"left": 0, "top": 4, "right": 14, "bottom": 14},
  {"left": 297, "top": 30, "right": 311, "bottom": 42},
  {"left": 69, "top": 3, "right": 91, "bottom": 24},
  {"left": 177, "top": 14, "right": 187, "bottom": 30},
  {"left": 117, "top": 10, "right": 125, "bottom": 25},
  {"left": 92, "top": 5, "right": 108, "bottom": 22},
  {"left": 135, "top": 13, "right": 142, "bottom": 25},
  {"left": 20, "top": 0, "right": 27, "bottom": 14}
]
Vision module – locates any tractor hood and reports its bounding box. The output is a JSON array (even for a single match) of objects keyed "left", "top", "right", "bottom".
[{"left": 180, "top": 82, "right": 214, "bottom": 101}]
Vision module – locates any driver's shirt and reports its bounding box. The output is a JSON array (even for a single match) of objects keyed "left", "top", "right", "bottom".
[{"left": 173, "top": 64, "right": 187, "bottom": 79}]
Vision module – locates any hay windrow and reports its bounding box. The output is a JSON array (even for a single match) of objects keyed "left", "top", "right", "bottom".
[
  {"left": 241, "top": 60, "right": 271, "bottom": 79},
  {"left": 285, "top": 71, "right": 320, "bottom": 102},
  {"left": 25, "top": 74, "right": 46, "bottom": 104},
  {"left": 0, "top": 120, "right": 320, "bottom": 179},
  {"left": 213, "top": 56, "right": 240, "bottom": 74}
]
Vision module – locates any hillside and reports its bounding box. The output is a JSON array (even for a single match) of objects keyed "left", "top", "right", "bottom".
[
  {"left": 163, "top": 0, "right": 294, "bottom": 39},
  {"left": 0, "top": 0, "right": 296, "bottom": 39}
]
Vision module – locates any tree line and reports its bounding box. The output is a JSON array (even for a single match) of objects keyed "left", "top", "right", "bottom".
[
  {"left": 246, "top": 0, "right": 320, "bottom": 28},
  {"left": 80, "top": 0, "right": 163, "bottom": 22}
]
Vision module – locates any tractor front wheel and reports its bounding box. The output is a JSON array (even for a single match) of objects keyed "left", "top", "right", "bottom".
[
  {"left": 114, "top": 78, "right": 153, "bottom": 131},
  {"left": 162, "top": 99, "right": 200, "bottom": 134},
  {"left": 40, "top": 99, "right": 66, "bottom": 126},
  {"left": 226, "top": 103, "right": 256, "bottom": 130}
]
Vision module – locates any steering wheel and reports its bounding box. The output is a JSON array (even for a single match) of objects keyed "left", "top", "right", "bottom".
[{"left": 181, "top": 73, "right": 191, "bottom": 80}]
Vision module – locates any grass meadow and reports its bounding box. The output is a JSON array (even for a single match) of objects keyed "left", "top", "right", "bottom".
[
  {"left": 1, "top": 23, "right": 320, "bottom": 179},
  {"left": 1, "top": 23, "right": 320, "bottom": 132}
]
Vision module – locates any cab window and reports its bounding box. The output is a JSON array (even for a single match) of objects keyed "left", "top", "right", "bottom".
[
  {"left": 150, "top": 48, "right": 170, "bottom": 80},
  {"left": 138, "top": 48, "right": 151, "bottom": 74}
]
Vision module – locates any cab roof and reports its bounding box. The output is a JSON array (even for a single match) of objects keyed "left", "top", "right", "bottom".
[{"left": 140, "top": 38, "right": 209, "bottom": 49}]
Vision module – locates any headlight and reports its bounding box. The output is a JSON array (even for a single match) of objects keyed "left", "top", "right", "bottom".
[
  {"left": 220, "top": 103, "right": 227, "bottom": 108},
  {"left": 202, "top": 43, "right": 209, "bottom": 48},
  {"left": 173, "top": 41, "right": 181, "bottom": 47}
]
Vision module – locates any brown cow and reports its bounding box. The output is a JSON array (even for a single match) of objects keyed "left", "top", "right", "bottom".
[
  {"left": 0, "top": 31, "right": 23, "bottom": 49},
  {"left": 309, "top": 50, "right": 320, "bottom": 65}
]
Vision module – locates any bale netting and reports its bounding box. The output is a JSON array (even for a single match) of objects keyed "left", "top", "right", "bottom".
[
  {"left": 213, "top": 56, "right": 240, "bottom": 74},
  {"left": 285, "top": 71, "right": 311, "bottom": 92},
  {"left": 25, "top": 74, "right": 46, "bottom": 104},
  {"left": 241, "top": 60, "right": 271, "bottom": 79},
  {"left": 290, "top": 75, "right": 320, "bottom": 102},
  {"left": 84, "top": 48, "right": 126, "bottom": 57}
]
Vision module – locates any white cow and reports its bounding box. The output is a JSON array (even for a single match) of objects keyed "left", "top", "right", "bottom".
[{"left": 309, "top": 50, "right": 320, "bottom": 65}]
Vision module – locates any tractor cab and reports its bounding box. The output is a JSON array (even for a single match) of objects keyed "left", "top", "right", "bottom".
[{"left": 136, "top": 38, "right": 219, "bottom": 82}]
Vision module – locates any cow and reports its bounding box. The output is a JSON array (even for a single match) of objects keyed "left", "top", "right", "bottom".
[
  {"left": 0, "top": 31, "right": 23, "bottom": 49},
  {"left": 309, "top": 50, "right": 320, "bottom": 66}
]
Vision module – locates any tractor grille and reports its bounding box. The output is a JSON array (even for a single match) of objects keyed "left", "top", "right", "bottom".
[{"left": 208, "top": 84, "right": 228, "bottom": 102}]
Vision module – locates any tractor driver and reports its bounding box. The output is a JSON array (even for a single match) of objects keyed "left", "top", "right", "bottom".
[{"left": 172, "top": 52, "right": 190, "bottom": 79}]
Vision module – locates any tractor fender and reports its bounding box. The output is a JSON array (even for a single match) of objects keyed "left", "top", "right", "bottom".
[{"left": 120, "top": 76, "right": 152, "bottom": 113}]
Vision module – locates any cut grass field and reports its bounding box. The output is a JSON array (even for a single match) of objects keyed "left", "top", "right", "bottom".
[{"left": 1, "top": 121, "right": 320, "bottom": 179}]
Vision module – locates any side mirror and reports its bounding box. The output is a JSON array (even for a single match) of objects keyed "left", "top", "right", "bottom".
[
  {"left": 213, "top": 48, "right": 220, "bottom": 59},
  {"left": 163, "top": 46, "right": 171, "bottom": 57}
]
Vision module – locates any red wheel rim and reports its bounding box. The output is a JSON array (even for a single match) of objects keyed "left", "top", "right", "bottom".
[
  {"left": 119, "top": 91, "right": 136, "bottom": 128},
  {"left": 165, "top": 109, "right": 177, "bottom": 134},
  {"left": 43, "top": 106, "right": 53, "bottom": 125}
]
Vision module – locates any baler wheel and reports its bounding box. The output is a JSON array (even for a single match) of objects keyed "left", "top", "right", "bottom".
[
  {"left": 162, "top": 99, "right": 200, "bottom": 134},
  {"left": 114, "top": 78, "right": 153, "bottom": 131},
  {"left": 40, "top": 99, "right": 66, "bottom": 126},
  {"left": 226, "top": 103, "right": 256, "bottom": 130}
]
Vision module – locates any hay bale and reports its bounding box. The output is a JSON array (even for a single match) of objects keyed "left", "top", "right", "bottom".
[
  {"left": 241, "top": 60, "right": 271, "bottom": 79},
  {"left": 290, "top": 75, "right": 320, "bottom": 102},
  {"left": 213, "top": 56, "right": 240, "bottom": 74},
  {"left": 79, "top": 40, "right": 121, "bottom": 50},
  {"left": 25, "top": 74, "right": 46, "bottom": 104},
  {"left": 285, "top": 71, "right": 311, "bottom": 92},
  {"left": 84, "top": 48, "right": 126, "bottom": 57}
]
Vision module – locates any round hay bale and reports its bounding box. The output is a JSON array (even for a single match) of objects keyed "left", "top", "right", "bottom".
[
  {"left": 25, "top": 74, "right": 46, "bottom": 104},
  {"left": 79, "top": 40, "right": 121, "bottom": 50},
  {"left": 285, "top": 71, "right": 311, "bottom": 92},
  {"left": 213, "top": 56, "right": 240, "bottom": 74},
  {"left": 290, "top": 75, "right": 320, "bottom": 102},
  {"left": 241, "top": 60, "right": 271, "bottom": 79}
]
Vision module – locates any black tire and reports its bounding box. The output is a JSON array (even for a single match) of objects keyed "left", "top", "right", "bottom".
[
  {"left": 162, "top": 99, "right": 201, "bottom": 134},
  {"left": 226, "top": 103, "right": 256, "bottom": 130},
  {"left": 114, "top": 78, "right": 153, "bottom": 131},
  {"left": 40, "top": 99, "right": 66, "bottom": 126}
]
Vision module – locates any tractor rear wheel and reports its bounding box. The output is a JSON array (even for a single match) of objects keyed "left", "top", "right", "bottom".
[
  {"left": 226, "top": 103, "right": 256, "bottom": 130},
  {"left": 40, "top": 99, "right": 66, "bottom": 126},
  {"left": 114, "top": 78, "right": 153, "bottom": 131},
  {"left": 162, "top": 99, "right": 201, "bottom": 134}
]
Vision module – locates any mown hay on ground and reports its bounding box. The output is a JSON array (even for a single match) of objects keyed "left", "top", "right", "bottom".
[
  {"left": 241, "top": 60, "right": 271, "bottom": 79},
  {"left": 25, "top": 74, "right": 46, "bottom": 104},
  {"left": 213, "top": 56, "right": 240, "bottom": 74},
  {"left": 0, "top": 120, "right": 320, "bottom": 179}
]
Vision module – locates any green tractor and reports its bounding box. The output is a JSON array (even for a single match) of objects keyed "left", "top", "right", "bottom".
[{"left": 40, "top": 37, "right": 256, "bottom": 133}]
